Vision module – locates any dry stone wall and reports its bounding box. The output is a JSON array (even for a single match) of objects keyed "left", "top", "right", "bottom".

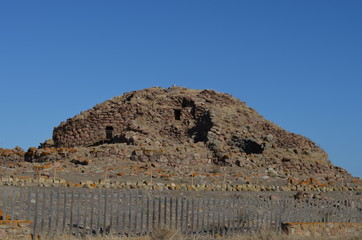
[
  {"left": 1, "top": 174, "right": 361, "bottom": 191},
  {"left": 0, "top": 147, "right": 24, "bottom": 163},
  {"left": 53, "top": 87, "right": 220, "bottom": 148}
]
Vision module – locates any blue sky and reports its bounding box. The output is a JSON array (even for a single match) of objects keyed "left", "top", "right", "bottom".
[{"left": 0, "top": 1, "right": 361, "bottom": 177}]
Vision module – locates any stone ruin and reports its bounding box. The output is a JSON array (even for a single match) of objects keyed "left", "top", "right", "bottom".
[{"left": 32, "top": 86, "right": 348, "bottom": 177}]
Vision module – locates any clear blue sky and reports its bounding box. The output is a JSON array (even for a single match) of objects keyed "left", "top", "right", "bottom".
[{"left": 0, "top": 1, "right": 361, "bottom": 177}]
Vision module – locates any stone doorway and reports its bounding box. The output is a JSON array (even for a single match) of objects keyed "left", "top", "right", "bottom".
[
  {"left": 174, "top": 109, "right": 181, "bottom": 120},
  {"left": 106, "top": 126, "right": 113, "bottom": 140}
]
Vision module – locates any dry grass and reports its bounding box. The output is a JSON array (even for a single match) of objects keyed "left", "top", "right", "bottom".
[
  {"left": 28, "top": 228, "right": 362, "bottom": 240},
  {"left": 220, "top": 231, "right": 362, "bottom": 240},
  {"left": 149, "top": 227, "right": 186, "bottom": 240}
]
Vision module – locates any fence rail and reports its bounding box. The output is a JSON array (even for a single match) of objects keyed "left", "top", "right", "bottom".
[{"left": 1, "top": 187, "right": 361, "bottom": 239}]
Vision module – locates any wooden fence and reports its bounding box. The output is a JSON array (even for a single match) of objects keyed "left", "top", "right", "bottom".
[{"left": 0, "top": 187, "right": 361, "bottom": 239}]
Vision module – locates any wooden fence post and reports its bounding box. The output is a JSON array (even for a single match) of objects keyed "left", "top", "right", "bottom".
[
  {"left": 55, "top": 190, "right": 60, "bottom": 237},
  {"left": 175, "top": 197, "right": 179, "bottom": 231},
  {"left": 212, "top": 199, "right": 216, "bottom": 237},
  {"left": 10, "top": 188, "right": 15, "bottom": 220},
  {"left": 140, "top": 192, "right": 144, "bottom": 235},
  {"left": 62, "top": 191, "right": 67, "bottom": 234},
  {"left": 158, "top": 197, "right": 161, "bottom": 228},
  {"left": 169, "top": 197, "right": 173, "bottom": 230},
  {"left": 134, "top": 191, "right": 139, "bottom": 236},
  {"left": 76, "top": 191, "right": 81, "bottom": 237},
  {"left": 146, "top": 195, "right": 150, "bottom": 235},
  {"left": 96, "top": 190, "right": 101, "bottom": 236},
  {"left": 115, "top": 192, "right": 120, "bottom": 236},
  {"left": 40, "top": 191, "right": 46, "bottom": 233},
  {"left": 102, "top": 190, "right": 107, "bottom": 237},
  {"left": 33, "top": 191, "right": 39, "bottom": 240},
  {"left": 186, "top": 198, "right": 190, "bottom": 236},
  {"left": 18, "top": 188, "right": 24, "bottom": 220},
  {"left": 164, "top": 196, "right": 167, "bottom": 227},
  {"left": 201, "top": 198, "right": 205, "bottom": 236},
  {"left": 122, "top": 192, "right": 126, "bottom": 236},
  {"left": 180, "top": 198, "right": 184, "bottom": 234},
  {"left": 26, "top": 190, "right": 31, "bottom": 221},
  {"left": 196, "top": 198, "right": 200, "bottom": 237},
  {"left": 2, "top": 188, "right": 8, "bottom": 221},
  {"left": 83, "top": 191, "right": 88, "bottom": 237},
  {"left": 89, "top": 192, "right": 94, "bottom": 235},
  {"left": 152, "top": 197, "right": 156, "bottom": 232},
  {"left": 70, "top": 190, "right": 74, "bottom": 235},
  {"left": 129, "top": 191, "right": 133, "bottom": 235},
  {"left": 109, "top": 190, "right": 114, "bottom": 236},
  {"left": 191, "top": 198, "right": 195, "bottom": 237}
]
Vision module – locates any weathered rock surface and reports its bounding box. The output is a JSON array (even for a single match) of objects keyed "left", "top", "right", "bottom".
[
  {"left": 0, "top": 147, "right": 24, "bottom": 163},
  {"left": 35, "top": 86, "right": 348, "bottom": 177}
]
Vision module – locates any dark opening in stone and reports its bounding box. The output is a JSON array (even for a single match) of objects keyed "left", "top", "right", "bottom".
[
  {"left": 106, "top": 126, "right": 114, "bottom": 139},
  {"left": 181, "top": 97, "right": 196, "bottom": 117},
  {"left": 188, "top": 112, "right": 213, "bottom": 143},
  {"left": 182, "top": 97, "right": 195, "bottom": 108},
  {"left": 230, "top": 136, "right": 264, "bottom": 154},
  {"left": 282, "top": 157, "right": 291, "bottom": 162},
  {"left": 174, "top": 109, "right": 181, "bottom": 120},
  {"left": 241, "top": 139, "right": 264, "bottom": 154}
]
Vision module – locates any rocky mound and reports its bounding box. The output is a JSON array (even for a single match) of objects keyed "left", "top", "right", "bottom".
[
  {"left": 0, "top": 147, "right": 24, "bottom": 163},
  {"left": 27, "top": 86, "right": 346, "bottom": 177}
]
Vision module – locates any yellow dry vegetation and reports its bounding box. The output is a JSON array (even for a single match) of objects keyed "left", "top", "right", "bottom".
[{"left": 51, "top": 228, "right": 362, "bottom": 240}]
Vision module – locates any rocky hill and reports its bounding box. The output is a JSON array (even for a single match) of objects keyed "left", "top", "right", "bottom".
[{"left": 23, "top": 86, "right": 345, "bottom": 178}]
